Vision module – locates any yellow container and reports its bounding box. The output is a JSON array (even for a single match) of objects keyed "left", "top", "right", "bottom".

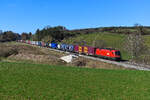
[
  {"left": 84, "top": 46, "right": 88, "bottom": 54},
  {"left": 78, "top": 46, "right": 83, "bottom": 53}
]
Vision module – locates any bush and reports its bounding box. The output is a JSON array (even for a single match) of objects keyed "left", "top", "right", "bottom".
[
  {"left": 72, "top": 58, "right": 87, "bottom": 67},
  {"left": 0, "top": 44, "right": 18, "bottom": 58}
]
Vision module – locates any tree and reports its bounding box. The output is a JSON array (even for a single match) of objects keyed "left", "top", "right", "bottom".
[
  {"left": 34, "top": 26, "right": 69, "bottom": 42},
  {"left": 0, "top": 30, "right": 3, "bottom": 40},
  {"left": 21, "top": 33, "right": 29, "bottom": 40},
  {"left": 3, "top": 31, "right": 18, "bottom": 41},
  {"left": 0, "top": 30, "right": 2, "bottom": 34},
  {"left": 29, "top": 32, "right": 32, "bottom": 38},
  {"left": 36, "top": 29, "right": 41, "bottom": 41},
  {"left": 125, "top": 24, "right": 147, "bottom": 59}
]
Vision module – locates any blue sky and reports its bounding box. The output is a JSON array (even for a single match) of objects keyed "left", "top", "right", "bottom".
[{"left": 0, "top": 0, "right": 149, "bottom": 33}]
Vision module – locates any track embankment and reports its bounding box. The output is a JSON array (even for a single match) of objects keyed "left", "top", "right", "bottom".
[
  {"left": 46, "top": 47, "right": 150, "bottom": 71},
  {"left": 79, "top": 55, "right": 150, "bottom": 71}
]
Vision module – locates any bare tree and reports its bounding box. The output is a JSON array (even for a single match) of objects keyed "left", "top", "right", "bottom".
[{"left": 125, "top": 24, "right": 146, "bottom": 59}]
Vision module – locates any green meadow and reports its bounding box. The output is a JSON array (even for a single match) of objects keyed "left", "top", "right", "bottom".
[{"left": 0, "top": 62, "right": 150, "bottom": 100}]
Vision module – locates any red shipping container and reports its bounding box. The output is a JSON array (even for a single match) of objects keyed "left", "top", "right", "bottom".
[
  {"left": 41, "top": 42, "right": 45, "bottom": 47},
  {"left": 74, "top": 45, "right": 79, "bottom": 53},
  {"left": 83, "top": 46, "right": 95, "bottom": 55},
  {"left": 88, "top": 46, "right": 95, "bottom": 55},
  {"left": 28, "top": 40, "right": 30, "bottom": 44}
]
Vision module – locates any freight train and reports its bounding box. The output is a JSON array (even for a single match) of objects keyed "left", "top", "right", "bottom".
[{"left": 18, "top": 40, "right": 122, "bottom": 61}]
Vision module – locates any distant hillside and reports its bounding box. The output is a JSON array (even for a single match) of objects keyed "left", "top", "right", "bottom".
[{"left": 69, "top": 26, "right": 150, "bottom": 35}]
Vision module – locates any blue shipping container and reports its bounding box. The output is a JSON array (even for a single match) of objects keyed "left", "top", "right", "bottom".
[
  {"left": 38, "top": 41, "right": 42, "bottom": 46},
  {"left": 68, "top": 45, "right": 74, "bottom": 52},
  {"left": 51, "top": 43, "right": 58, "bottom": 49},
  {"left": 45, "top": 43, "right": 49, "bottom": 47},
  {"left": 60, "top": 44, "right": 66, "bottom": 51}
]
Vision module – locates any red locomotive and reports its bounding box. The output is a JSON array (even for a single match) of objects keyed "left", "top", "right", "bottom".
[{"left": 95, "top": 48, "right": 121, "bottom": 60}]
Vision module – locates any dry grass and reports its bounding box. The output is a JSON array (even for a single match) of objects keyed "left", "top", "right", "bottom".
[
  {"left": 70, "top": 57, "right": 130, "bottom": 70},
  {"left": 2, "top": 42, "right": 66, "bottom": 65},
  {"left": 0, "top": 43, "right": 18, "bottom": 58}
]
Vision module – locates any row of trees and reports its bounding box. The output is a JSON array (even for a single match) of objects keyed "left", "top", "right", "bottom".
[
  {"left": 0, "top": 26, "right": 76, "bottom": 43},
  {"left": 33, "top": 26, "right": 75, "bottom": 42},
  {"left": 0, "top": 31, "right": 21, "bottom": 42}
]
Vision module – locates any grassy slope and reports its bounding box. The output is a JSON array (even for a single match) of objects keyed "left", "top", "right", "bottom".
[
  {"left": 63, "top": 32, "right": 130, "bottom": 60},
  {"left": 63, "top": 32, "right": 150, "bottom": 60},
  {"left": 1, "top": 62, "right": 150, "bottom": 100},
  {"left": 0, "top": 42, "right": 67, "bottom": 65}
]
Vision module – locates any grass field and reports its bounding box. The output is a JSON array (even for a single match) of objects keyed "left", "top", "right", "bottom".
[{"left": 1, "top": 62, "right": 150, "bottom": 100}]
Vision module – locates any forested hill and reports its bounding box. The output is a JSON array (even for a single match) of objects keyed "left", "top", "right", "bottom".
[{"left": 70, "top": 26, "right": 150, "bottom": 35}]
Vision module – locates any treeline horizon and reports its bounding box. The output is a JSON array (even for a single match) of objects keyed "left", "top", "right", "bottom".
[{"left": 1, "top": 25, "right": 150, "bottom": 42}]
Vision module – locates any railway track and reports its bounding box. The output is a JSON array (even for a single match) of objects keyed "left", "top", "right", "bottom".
[
  {"left": 80, "top": 55, "right": 150, "bottom": 71},
  {"left": 45, "top": 47, "right": 150, "bottom": 71}
]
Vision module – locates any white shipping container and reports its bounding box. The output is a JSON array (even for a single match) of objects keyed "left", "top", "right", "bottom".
[
  {"left": 57, "top": 44, "right": 61, "bottom": 49},
  {"left": 49, "top": 43, "right": 51, "bottom": 47}
]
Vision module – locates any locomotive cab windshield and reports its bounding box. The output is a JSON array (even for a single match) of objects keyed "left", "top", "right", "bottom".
[
  {"left": 115, "top": 51, "right": 121, "bottom": 56},
  {"left": 114, "top": 51, "right": 121, "bottom": 60}
]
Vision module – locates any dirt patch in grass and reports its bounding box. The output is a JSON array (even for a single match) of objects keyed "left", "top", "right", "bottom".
[{"left": 70, "top": 57, "right": 132, "bottom": 70}]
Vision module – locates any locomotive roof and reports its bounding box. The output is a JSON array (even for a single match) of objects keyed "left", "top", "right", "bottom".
[{"left": 100, "top": 48, "right": 117, "bottom": 50}]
